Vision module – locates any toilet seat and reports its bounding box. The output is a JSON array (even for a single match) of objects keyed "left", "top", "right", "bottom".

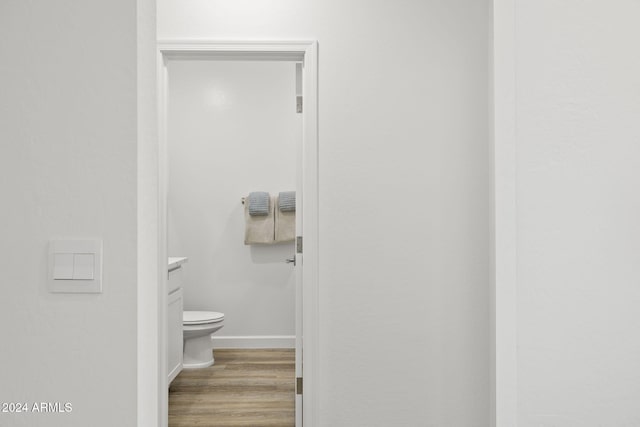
[{"left": 183, "top": 311, "right": 224, "bottom": 325}]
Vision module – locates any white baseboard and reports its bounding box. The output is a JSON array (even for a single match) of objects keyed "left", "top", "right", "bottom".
[{"left": 212, "top": 335, "right": 295, "bottom": 349}]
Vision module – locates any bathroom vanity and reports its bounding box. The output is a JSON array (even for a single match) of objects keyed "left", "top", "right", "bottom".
[{"left": 167, "top": 257, "right": 187, "bottom": 385}]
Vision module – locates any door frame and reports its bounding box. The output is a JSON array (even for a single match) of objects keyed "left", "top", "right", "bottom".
[
  {"left": 156, "top": 40, "right": 319, "bottom": 427},
  {"left": 493, "top": 1, "right": 518, "bottom": 425}
]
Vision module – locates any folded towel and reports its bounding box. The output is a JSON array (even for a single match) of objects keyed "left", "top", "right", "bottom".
[
  {"left": 275, "top": 193, "right": 295, "bottom": 243},
  {"left": 245, "top": 195, "right": 275, "bottom": 245},
  {"left": 248, "top": 191, "right": 270, "bottom": 216},
  {"left": 278, "top": 191, "right": 296, "bottom": 212}
]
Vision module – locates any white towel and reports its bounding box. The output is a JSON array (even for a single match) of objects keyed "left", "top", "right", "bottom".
[
  {"left": 244, "top": 196, "right": 275, "bottom": 245},
  {"left": 275, "top": 194, "right": 296, "bottom": 243}
]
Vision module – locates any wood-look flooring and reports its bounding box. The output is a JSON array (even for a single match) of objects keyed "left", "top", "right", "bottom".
[{"left": 169, "top": 349, "right": 295, "bottom": 427}]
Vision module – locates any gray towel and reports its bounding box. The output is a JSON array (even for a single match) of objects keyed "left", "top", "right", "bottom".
[
  {"left": 278, "top": 191, "right": 296, "bottom": 212},
  {"left": 248, "top": 192, "right": 270, "bottom": 216}
]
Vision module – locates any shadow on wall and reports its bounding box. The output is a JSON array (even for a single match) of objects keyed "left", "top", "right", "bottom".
[
  {"left": 250, "top": 243, "right": 295, "bottom": 264},
  {"left": 211, "top": 204, "right": 295, "bottom": 266}
]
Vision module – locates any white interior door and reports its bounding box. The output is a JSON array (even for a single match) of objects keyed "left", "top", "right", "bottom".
[{"left": 294, "top": 61, "right": 304, "bottom": 427}]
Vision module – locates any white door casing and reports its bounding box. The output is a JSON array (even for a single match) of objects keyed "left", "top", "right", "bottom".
[{"left": 157, "top": 41, "right": 319, "bottom": 427}]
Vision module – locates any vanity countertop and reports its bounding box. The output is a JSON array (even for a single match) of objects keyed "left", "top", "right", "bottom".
[{"left": 168, "top": 257, "right": 188, "bottom": 270}]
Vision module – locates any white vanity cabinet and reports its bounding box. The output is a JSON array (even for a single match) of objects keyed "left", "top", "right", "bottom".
[{"left": 167, "top": 257, "right": 187, "bottom": 385}]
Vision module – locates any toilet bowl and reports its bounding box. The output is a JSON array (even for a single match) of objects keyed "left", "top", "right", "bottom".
[{"left": 183, "top": 311, "right": 225, "bottom": 369}]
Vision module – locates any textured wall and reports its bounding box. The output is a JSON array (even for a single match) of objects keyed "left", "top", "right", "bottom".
[
  {"left": 0, "top": 1, "right": 138, "bottom": 426},
  {"left": 514, "top": 1, "right": 640, "bottom": 425}
]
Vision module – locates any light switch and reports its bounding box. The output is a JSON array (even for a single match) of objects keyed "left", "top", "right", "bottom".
[
  {"left": 73, "top": 253, "right": 95, "bottom": 280},
  {"left": 49, "top": 239, "right": 102, "bottom": 293},
  {"left": 53, "top": 253, "right": 74, "bottom": 280}
]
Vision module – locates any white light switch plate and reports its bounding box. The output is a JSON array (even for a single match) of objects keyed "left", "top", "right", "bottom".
[
  {"left": 48, "top": 239, "right": 102, "bottom": 293},
  {"left": 53, "top": 253, "right": 74, "bottom": 280}
]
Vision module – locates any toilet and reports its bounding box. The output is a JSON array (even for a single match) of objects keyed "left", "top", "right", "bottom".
[{"left": 182, "top": 311, "right": 225, "bottom": 369}]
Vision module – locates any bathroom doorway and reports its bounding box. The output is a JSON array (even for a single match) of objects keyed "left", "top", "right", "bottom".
[{"left": 158, "top": 42, "right": 318, "bottom": 427}]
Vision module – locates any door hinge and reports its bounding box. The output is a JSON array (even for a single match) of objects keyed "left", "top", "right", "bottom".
[
  {"left": 296, "top": 95, "right": 303, "bottom": 113},
  {"left": 296, "top": 236, "right": 303, "bottom": 254},
  {"left": 296, "top": 377, "right": 303, "bottom": 395}
]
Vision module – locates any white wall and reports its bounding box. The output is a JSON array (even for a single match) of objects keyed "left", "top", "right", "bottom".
[
  {"left": 167, "top": 60, "right": 299, "bottom": 343},
  {"left": 137, "top": 0, "right": 160, "bottom": 424},
  {"left": 0, "top": 1, "right": 143, "bottom": 426},
  {"left": 160, "top": 1, "right": 491, "bottom": 426},
  {"left": 510, "top": 1, "right": 640, "bottom": 425}
]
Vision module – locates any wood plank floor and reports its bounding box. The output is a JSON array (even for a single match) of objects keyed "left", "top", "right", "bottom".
[{"left": 169, "top": 349, "right": 295, "bottom": 427}]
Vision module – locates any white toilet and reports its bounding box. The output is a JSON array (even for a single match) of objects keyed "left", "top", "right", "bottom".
[{"left": 182, "top": 311, "right": 225, "bottom": 369}]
